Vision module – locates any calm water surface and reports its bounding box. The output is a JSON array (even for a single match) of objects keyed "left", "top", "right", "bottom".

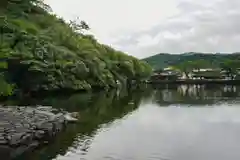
[{"left": 14, "top": 85, "right": 240, "bottom": 160}]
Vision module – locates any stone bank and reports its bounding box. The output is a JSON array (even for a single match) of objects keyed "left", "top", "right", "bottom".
[{"left": 0, "top": 106, "right": 69, "bottom": 159}]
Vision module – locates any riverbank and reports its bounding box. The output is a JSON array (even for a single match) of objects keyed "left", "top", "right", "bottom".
[
  {"left": 0, "top": 106, "right": 72, "bottom": 160},
  {"left": 148, "top": 79, "right": 240, "bottom": 85}
]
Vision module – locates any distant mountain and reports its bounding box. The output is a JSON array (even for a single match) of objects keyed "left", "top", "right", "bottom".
[{"left": 143, "top": 52, "right": 240, "bottom": 70}]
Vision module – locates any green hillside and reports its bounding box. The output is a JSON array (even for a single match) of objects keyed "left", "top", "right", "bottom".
[
  {"left": 143, "top": 52, "right": 240, "bottom": 70},
  {"left": 0, "top": 0, "right": 152, "bottom": 96}
]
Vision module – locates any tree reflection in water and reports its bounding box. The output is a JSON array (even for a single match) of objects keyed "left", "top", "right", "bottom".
[
  {"left": 14, "top": 87, "right": 153, "bottom": 160},
  {"left": 153, "top": 84, "right": 240, "bottom": 106},
  {"left": 14, "top": 84, "right": 240, "bottom": 160}
]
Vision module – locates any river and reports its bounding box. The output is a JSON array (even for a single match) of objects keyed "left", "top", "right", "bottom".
[{"left": 13, "top": 84, "right": 240, "bottom": 160}]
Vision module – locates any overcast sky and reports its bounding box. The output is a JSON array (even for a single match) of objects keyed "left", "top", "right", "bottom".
[{"left": 46, "top": 0, "right": 240, "bottom": 58}]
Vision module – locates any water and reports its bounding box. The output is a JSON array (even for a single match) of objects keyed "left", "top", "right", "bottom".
[{"left": 14, "top": 84, "right": 240, "bottom": 160}]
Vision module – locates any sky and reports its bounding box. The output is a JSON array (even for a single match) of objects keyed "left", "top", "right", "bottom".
[{"left": 46, "top": 0, "right": 240, "bottom": 58}]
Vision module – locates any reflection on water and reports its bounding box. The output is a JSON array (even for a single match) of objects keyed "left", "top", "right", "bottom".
[
  {"left": 152, "top": 84, "right": 240, "bottom": 106},
  {"left": 14, "top": 85, "right": 240, "bottom": 160}
]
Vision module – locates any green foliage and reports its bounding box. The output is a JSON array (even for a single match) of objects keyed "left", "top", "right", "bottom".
[
  {"left": 0, "top": 44, "right": 14, "bottom": 96},
  {"left": 190, "top": 60, "right": 213, "bottom": 70},
  {"left": 165, "top": 57, "right": 240, "bottom": 79},
  {"left": 171, "top": 61, "right": 192, "bottom": 78},
  {"left": 0, "top": 0, "right": 152, "bottom": 94},
  {"left": 172, "top": 59, "right": 214, "bottom": 77},
  {"left": 0, "top": 74, "right": 14, "bottom": 96},
  {"left": 144, "top": 52, "right": 240, "bottom": 70},
  {"left": 220, "top": 60, "right": 240, "bottom": 79}
]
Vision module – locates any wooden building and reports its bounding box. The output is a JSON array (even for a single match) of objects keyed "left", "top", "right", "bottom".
[{"left": 192, "top": 70, "right": 223, "bottom": 79}]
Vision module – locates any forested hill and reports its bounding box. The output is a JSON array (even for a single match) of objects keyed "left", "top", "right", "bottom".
[
  {"left": 0, "top": 0, "right": 152, "bottom": 95},
  {"left": 143, "top": 52, "right": 240, "bottom": 70}
]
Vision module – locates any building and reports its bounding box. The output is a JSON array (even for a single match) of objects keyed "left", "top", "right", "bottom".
[
  {"left": 151, "top": 69, "right": 181, "bottom": 81},
  {"left": 192, "top": 69, "right": 223, "bottom": 79}
]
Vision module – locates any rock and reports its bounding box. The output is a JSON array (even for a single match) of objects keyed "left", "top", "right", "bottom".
[
  {"left": 36, "top": 122, "right": 53, "bottom": 135},
  {"left": 28, "top": 141, "right": 39, "bottom": 150},
  {"left": 53, "top": 121, "right": 63, "bottom": 133},
  {"left": 20, "top": 133, "right": 33, "bottom": 145},
  {"left": 36, "top": 105, "right": 53, "bottom": 111},
  {"left": 0, "top": 106, "right": 68, "bottom": 159},
  {"left": 8, "top": 132, "right": 32, "bottom": 146},
  {"left": 64, "top": 112, "right": 80, "bottom": 123},
  {"left": 64, "top": 114, "right": 78, "bottom": 123},
  {"left": 0, "top": 136, "right": 8, "bottom": 145},
  {"left": 34, "top": 130, "right": 45, "bottom": 139},
  {"left": 35, "top": 110, "right": 56, "bottom": 118},
  {"left": 70, "top": 112, "right": 80, "bottom": 118},
  {"left": 48, "top": 113, "right": 64, "bottom": 122}
]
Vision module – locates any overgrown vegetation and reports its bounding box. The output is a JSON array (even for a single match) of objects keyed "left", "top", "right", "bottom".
[{"left": 0, "top": 0, "right": 152, "bottom": 95}]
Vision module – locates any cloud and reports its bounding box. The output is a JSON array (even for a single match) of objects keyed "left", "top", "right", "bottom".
[
  {"left": 46, "top": 0, "right": 240, "bottom": 58},
  {"left": 113, "top": 0, "right": 240, "bottom": 58}
]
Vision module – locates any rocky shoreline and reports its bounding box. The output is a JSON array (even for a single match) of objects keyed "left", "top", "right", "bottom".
[{"left": 0, "top": 106, "right": 75, "bottom": 159}]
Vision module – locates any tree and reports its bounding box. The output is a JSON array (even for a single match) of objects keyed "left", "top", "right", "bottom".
[
  {"left": 69, "top": 18, "right": 90, "bottom": 32},
  {"left": 220, "top": 60, "right": 240, "bottom": 79},
  {"left": 172, "top": 60, "right": 213, "bottom": 79},
  {"left": 172, "top": 61, "right": 193, "bottom": 79},
  {"left": 190, "top": 59, "right": 212, "bottom": 71},
  {"left": 0, "top": 0, "right": 153, "bottom": 94}
]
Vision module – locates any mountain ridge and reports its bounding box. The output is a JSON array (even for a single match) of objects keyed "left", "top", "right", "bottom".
[{"left": 143, "top": 52, "right": 240, "bottom": 69}]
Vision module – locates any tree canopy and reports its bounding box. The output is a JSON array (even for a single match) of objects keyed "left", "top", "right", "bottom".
[
  {"left": 0, "top": 0, "right": 152, "bottom": 95},
  {"left": 170, "top": 58, "right": 240, "bottom": 79},
  {"left": 144, "top": 52, "right": 240, "bottom": 70}
]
